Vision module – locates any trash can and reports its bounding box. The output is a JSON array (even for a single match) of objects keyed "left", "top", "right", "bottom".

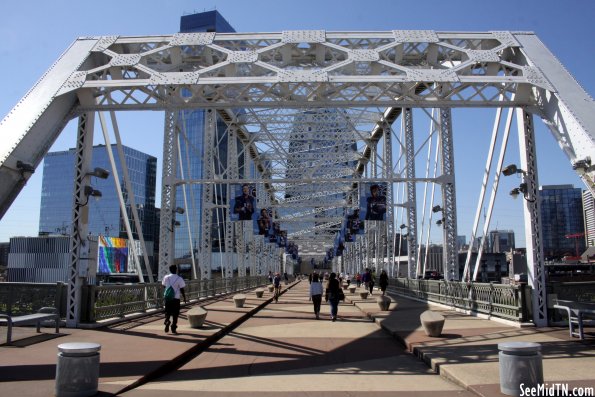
[
  {"left": 498, "top": 341, "right": 543, "bottom": 396},
  {"left": 55, "top": 342, "right": 101, "bottom": 397}
]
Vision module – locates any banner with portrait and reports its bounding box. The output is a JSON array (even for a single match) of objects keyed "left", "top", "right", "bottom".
[
  {"left": 230, "top": 183, "right": 257, "bottom": 223},
  {"left": 257, "top": 207, "right": 273, "bottom": 237},
  {"left": 359, "top": 182, "right": 388, "bottom": 222}
]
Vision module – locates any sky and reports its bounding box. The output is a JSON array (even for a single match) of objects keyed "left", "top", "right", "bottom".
[{"left": 0, "top": 0, "right": 593, "bottom": 247}]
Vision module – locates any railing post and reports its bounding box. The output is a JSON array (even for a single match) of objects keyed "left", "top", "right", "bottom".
[
  {"left": 82, "top": 285, "right": 96, "bottom": 323},
  {"left": 7, "top": 283, "right": 14, "bottom": 315}
]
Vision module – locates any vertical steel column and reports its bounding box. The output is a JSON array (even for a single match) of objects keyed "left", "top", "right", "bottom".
[
  {"left": 247, "top": 228, "right": 256, "bottom": 277},
  {"left": 439, "top": 108, "right": 459, "bottom": 280},
  {"left": 199, "top": 109, "right": 216, "bottom": 280},
  {"left": 66, "top": 112, "right": 95, "bottom": 327},
  {"left": 384, "top": 122, "right": 394, "bottom": 273},
  {"left": 404, "top": 108, "right": 418, "bottom": 278},
  {"left": 255, "top": 236, "right": 264, "bottom": 275},
  {"left": 225, "top": 125, "right": 239, "bottom": 279},
  {"left": 158, "top": 111, "right": 177, "bottom": 280},
  {"left": 517, "top": 108, "right": 547, "bottom": 327}
]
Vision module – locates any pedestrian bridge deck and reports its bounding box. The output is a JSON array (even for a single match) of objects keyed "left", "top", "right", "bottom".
[{"left": 0, "top": 280, "right": 593, "bottom": 397}]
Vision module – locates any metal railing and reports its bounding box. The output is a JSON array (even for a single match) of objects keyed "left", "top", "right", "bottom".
[
  {"left": 7, "top": 276, "right": 574, "bottom": 325},
  {"left": 0, "top": 282, "right": 67, "bottom": 316},
  {"left": 547, "top": 281, "right": 595, "bottom": 303},
  {"left": 387, "top": 277, "right": 532, "bottom": 323},
  {"left": 83, "top": 276, "right": 268, "bottom": 322}
]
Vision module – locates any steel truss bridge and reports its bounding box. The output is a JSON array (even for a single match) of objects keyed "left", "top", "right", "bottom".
[{"left": 0, "top": 30, "right": 594, "bottom": 328}]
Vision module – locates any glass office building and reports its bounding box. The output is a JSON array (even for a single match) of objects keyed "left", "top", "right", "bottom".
[
  {"left": 488, "top": 230, "right": 515, "bottom": 253},
  {"left": 539, "top": 184, "right": 585, "bottom": 259},
  {"left": 39, "top": 144, "right": 157, "bottom": 243},
  {"left": 173, "top": 11, "right": 237, "bottom": 262}
]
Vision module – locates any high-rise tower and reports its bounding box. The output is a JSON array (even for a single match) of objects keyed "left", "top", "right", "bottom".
[{"left": 172, "top": 11, "right": 236, "bottom": 270}]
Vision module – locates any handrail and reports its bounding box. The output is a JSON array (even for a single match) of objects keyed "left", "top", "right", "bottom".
[
  {"left": 386, "top": 277, "right": 530, "bottom": 322},
  {"left": 84, "top": 276, "right": 268, "bottom": 322}
]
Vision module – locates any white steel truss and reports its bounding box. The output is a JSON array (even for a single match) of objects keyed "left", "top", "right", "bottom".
[{"left": 0, "top": 31, "right": 594, "bottom": 328}]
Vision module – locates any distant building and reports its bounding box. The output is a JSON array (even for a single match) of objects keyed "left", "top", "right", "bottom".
[
  {"left": 488, "top": 230, "right": 515, "bottom": 253},
  {"left": 540, "top": 185, "right": 585, "bottom": 259},
  {"left": 456, "top": 235, "right": 466, "bottom": 251},
  {"left": 40, "top": 144, "right": 157, "bottom": 240},
  {"left": 458, "top": 252, "right": 508, "bottom": 282},
  {"left": 7, "top": 236, "right": 73, "bottom": 282},
  {"left": 173, "top": 10, "right": 238, "bottom": 266},
  {"left": 38, "top": 144, "right": 158, "bottom": 276}
]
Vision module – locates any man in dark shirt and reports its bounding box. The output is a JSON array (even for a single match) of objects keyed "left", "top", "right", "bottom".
[
  {"left": 234, "top": 184, "right": 255, "bottom": 221},
  {"left": 366, "top": 184, "right": 386, "bottom": 221}
]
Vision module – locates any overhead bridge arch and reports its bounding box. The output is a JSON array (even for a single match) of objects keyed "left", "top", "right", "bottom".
[{"left": 0, "top": 30, "right": 593, "bottom": 327}]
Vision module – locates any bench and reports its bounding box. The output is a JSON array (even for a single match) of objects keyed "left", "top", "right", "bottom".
[
  {"left": 0, "top": 307, "right": 60, "bottom": 345},
  {"left": 552, "top": 299, "right": 595, "bottom": 340}
]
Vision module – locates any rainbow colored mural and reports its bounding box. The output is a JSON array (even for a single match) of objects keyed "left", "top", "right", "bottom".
[{"left": 97, "top": 236, "right": 129, "bottom": 274}]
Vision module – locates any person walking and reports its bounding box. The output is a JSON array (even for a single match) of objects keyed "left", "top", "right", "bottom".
[
  {"left": 362, "top": 268, "right": 371, "bottom": 292},
  {"left": 273, "top": 272, "right": 282, "bottom": 302},
  {"left": 162, "top": 264, "right": 187, "bottom": 334},
  {"left": 309, "top": 273, "right": 323, "bottom": 319},
  {"left": 325, "top": 272, "right": 341, "bottom": 322},
  {"left": 379, "top": 269, "right": 389, "bottom": 296},
  {"left": 369, "top": 268, "right": 376, "bottom": 295}
]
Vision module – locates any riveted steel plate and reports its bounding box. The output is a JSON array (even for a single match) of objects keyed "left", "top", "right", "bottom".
[
  {"left": 56, "top": 71, "right": 88, "bottom": 96},
  {"left": 491, "top": 31, "right": 520, "bottom": 47},
  {"left": 110, "top": 54, "right": 142, "bottom": 67},
  {"left": 467, "top": 50, "right": 501, "bottom": 63},
  {"left": 92, "top": 36, "right": 118, "bottom": 52},
  {"left": 348, "top": 50, "right": 380, "bottom": 62},
  {"left": 170, "top": 32, "right": 216, "bottom": 46},
  {"left": 148, "top": 72, "right": 170, "bottom": 84},
  {"left": 392, "top": 30, "right": 439, "bottom": 43},
  {"left": 406, "top": 68, "right": 459, "bottom": 82},
  {"left": 278, "top": 70, "right": 328, "bottom": 82},
  {"left": 282, "top": 30, "right": 326, "bottom": 43},
  {"left": 228, "top": 51, "right": 258, "bottom": 63},
  {"left": 523, "top": 66, "right": 554, "bottom": 91},
  {"left": 167, "top": 71, "right": 201, "bottom": 85}
]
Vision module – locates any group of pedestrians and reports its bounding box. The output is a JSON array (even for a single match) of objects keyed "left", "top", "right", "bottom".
[
  {"left": 308, "top": 271, "right": 343, "bottom": 321},
  {"left": 160, "top": 264, "right": 390, "bottom": 333},
  {"left": 307, "top": 269, "right": 389, "bottom": 322},
  {"left": 347, "top": 268, "right": 389, "bottom": 296}
]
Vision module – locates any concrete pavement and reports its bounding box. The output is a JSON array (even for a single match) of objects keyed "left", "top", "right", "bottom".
[{"left": 0, "top": 279, "right": 593, "bottom": 396}]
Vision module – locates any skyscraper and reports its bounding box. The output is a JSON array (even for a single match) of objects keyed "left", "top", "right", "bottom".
[
  {"left": 539, "top": 185, "right": 585, "bottom": 259},
  {"left": 173, "top": 11, "right": 237, "bottom": 266},
  {"left": 488, "top": 230, "right": 515, "bottom": 253},
  {"left": 39, "top": 144, "right": 157, "bottom": 244}
]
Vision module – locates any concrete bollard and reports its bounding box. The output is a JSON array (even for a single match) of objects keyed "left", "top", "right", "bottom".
[
  {"left": 233, "top": 294, "right": 247, "bottom": 308},
  {"left": 55, "top": 342, "right": 101, "bottom": 397},
  {"left": 419, "top": 310, "right": 445, "bottom": 337},
  {"left": 376, "top": 296, "right": 391, "bottom": 311},
  {"left": 498, "top": 342, "right": 543, "bottom": 396},
  {"left": 255, "top": 288, "right": 264, "bottom": 298},
  {"left": 187, "top": 307, "right": 208, "bottom": 328}
]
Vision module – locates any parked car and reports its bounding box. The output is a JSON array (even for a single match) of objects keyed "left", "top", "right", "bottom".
[{"left": 423, "top": 270, "right": 443, "bottom": 280}]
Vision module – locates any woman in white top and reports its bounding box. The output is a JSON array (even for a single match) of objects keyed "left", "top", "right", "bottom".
[{"left": 309, "top": 273, "right": 324, "bottom": 319}]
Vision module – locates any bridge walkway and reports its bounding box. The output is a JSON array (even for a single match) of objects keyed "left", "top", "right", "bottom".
[{"left": 0, "top": 279, "right": 593, "bottom": 396}]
